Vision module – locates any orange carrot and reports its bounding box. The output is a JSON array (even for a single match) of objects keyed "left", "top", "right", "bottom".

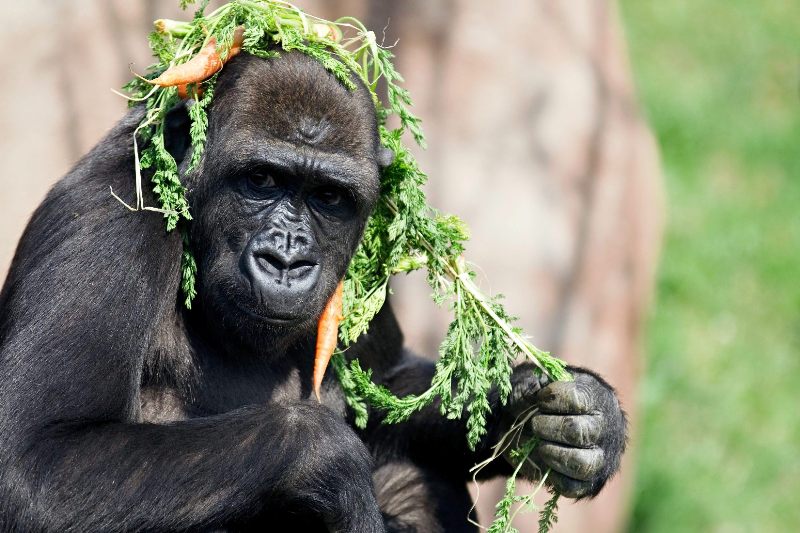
[
  {"left": 150, "top": 37, "right": 223, "bottom": 87},
  {"left": 150, "top": 26, "right": 245, "bottom": 90},
  {"left": 313, "top": 281, "right": 344, "bottom": 402},
  {"left": 177, "top": 83, "right": 200, "bottom": 99},
  {"left": 228, "top": 25, "right": 245, "bottom": 58}
]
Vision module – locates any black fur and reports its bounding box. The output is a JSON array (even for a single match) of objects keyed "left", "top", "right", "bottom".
[{"left": 0, "top": 52, "right": 626, "bottom": 532}]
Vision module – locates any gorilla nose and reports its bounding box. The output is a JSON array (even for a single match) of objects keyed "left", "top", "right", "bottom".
[{"left": 253, "top": 249, "right": 317, "bottom": 286}]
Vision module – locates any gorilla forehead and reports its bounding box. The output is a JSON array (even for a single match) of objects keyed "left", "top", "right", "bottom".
[{"left": 210, "top": 52, "right": 380, "bottom": 160}]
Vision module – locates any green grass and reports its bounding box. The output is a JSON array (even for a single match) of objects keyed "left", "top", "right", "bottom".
[{"left": 619, "top": 2, "right": 800, "bottom": 531}]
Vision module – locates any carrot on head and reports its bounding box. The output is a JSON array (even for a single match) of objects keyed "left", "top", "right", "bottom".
[
  {"left": 228, "top": 25, "right": 245, "bottom": 58},
  {"left": 313, "top": 281, "right": 344, "bottom": 402},
  {"left": 148, "top": 26, "right": 245, "bottom": 92}
]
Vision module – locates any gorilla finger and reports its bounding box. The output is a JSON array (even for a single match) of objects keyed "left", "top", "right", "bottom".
[
  {"left": 529, "top": 414, "right": 602, "bottom": 448},
  {"left": 574, "top": 371, "right": 617, "bottom": 404},
  {"left": 535, "top": 442, "right": 604, "bottom": 481},
  {"left": 545, "top": 470, "right": 594, "bottom": 499},
  {"left": 507, "top": 364, "right": 545, "bottom": 415},
  {"left": 534, "top": 381, "right": 592, "bottom": 415}
]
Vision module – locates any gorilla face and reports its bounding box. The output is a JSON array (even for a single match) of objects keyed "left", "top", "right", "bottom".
[{"left": 186, "top": 53, "right": 383, "bottom": 351}]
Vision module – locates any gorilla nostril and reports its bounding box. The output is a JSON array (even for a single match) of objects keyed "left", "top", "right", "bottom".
[
  {"left": 253, "top": 251, "right": 316, "bottom": 281},
  {"left": 289, "top": 260, "right": 314, "bottom": 270},
  {"left": 287, "top": 260, "right": 316, "bottom": 279},
  {"left": 257, "top": 253, "right": 287, "bottom": 274}
]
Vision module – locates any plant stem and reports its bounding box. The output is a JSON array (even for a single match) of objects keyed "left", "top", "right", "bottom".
[{"left": 383, "top": 198, "right": 568, "bottom": 381}]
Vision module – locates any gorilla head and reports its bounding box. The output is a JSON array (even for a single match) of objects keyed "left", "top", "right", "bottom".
[{"left": 182, "top": 53, "right": 386, "bottom": 351}]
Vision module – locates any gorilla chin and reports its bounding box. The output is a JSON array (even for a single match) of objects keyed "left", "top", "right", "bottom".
[{"left": 207, "top": 272, "right": 326, "bottom": 350}]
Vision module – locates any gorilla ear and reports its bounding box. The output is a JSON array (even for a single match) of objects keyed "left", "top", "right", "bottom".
[
  {"left": 377, "top": 146, "right": 395, "bottom": 169},
  {"left": 164, "top": 100, "right": 192, "bottom": 167}
]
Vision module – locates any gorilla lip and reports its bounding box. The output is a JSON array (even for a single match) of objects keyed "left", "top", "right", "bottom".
[{"left": 234, "top": 301, "right": 301, "bottom": 326}]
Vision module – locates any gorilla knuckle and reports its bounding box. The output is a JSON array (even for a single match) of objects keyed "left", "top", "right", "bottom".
[
  {"left": 512, "top": 366, "right": 541, "bottom": 394},
  {"left": 538, "top": 442, "right": 606, "bottom": 483},
  {"left": 578, "top": 448, "right": 605, "bottom": 479},
  {"left": 285, "top": 402, "right": 363, "bottom": 449},
  {"left": 280, "top": 403, "right": 373, "bottom": 489},
  {"left": 545, "top": 449, "right": 608, "bottom": 499},
  {"left": 562, "top": 416, "right": 598, "bottom": 448},
  {"left": 576, "top": 370, "right": 617, "bottom": 408},
  {"left": 560, "top": 383, "right": 590, "bottom": 412}
]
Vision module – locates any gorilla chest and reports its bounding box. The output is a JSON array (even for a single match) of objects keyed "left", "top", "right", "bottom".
[{"left": 139, "top": 363, "right": 347, "bottom": 423}]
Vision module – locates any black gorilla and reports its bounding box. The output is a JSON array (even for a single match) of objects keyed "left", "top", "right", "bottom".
[{"left": 0, "top": 52, "right": 626, "bottom": 532}]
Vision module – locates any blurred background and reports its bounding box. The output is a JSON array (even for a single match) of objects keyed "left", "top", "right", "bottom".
[{"left": 0, "top": 1, "right": 797, "bottom": 531}]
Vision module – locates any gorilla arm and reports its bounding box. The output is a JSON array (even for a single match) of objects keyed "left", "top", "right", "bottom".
[
  {"left": 0, "top": 109, "right": 383, "bottom": 532},
  {"left": 361, "top": 349, "right": 515, "bottom": 480},
  {"left": 359, "top": 318, "right": 627, "bottom": 498}
]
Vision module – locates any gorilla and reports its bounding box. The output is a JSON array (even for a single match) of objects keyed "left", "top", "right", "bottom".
[{"left": 0, "top": 51, "right": 626, "bottom": 532}]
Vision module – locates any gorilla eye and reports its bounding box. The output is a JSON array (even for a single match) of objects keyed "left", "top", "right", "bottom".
[
  {"left": 313, "top": 186, "right": 344, "bottom": 206},
  {"left": 247, "top": 172, "right": 278, "bottom": 190}
]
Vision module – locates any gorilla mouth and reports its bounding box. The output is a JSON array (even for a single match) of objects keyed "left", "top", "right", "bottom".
[
  {"left": 235, "top": 247, "right": 323, "bottom": 327},
  {"left": 234, "top": 301, "right": 305, "bottom": 326}
]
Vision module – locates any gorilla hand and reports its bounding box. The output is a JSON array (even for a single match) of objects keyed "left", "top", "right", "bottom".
[
  {"left": 281, "top": 402, "right": 386, "bottom": 533},
  {"left": 502, "top": 364, "right": 627, "bottom": 499}
]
